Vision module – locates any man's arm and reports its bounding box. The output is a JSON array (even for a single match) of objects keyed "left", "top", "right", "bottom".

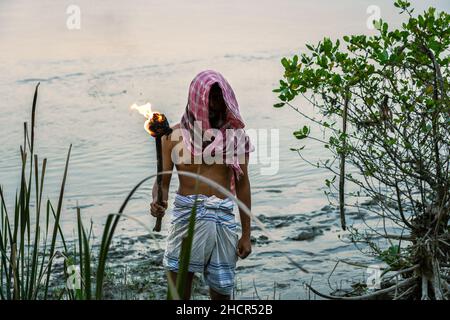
[
  {"left": 235, "top": 159, "right": 252, "bottom": 259},
  {"left": 150, "top": 133, "right": 174, "bottom": 217}
]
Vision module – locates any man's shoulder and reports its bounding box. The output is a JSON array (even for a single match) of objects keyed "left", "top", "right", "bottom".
[
  {"left": 169, "top": 123, "right": 182, "bottom": 140},
  {"left": 171, "top": 122, "right": 181, "bottom": 130},
  {"left": 163, "top": 123, "right": 183, "bottom": 149}
]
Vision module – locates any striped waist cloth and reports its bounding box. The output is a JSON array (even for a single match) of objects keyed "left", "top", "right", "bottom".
[{"left": 171, "top": 194, "right": 236, "bottom": 230}]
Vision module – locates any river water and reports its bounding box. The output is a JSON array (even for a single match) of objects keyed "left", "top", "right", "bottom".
[{"left": 0, "top": 0, "right": 448, "bottom": 299}]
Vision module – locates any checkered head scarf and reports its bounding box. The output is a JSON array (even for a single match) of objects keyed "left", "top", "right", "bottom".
[{"left": 180, "top": 70, "right": 254, "bottom": 185}]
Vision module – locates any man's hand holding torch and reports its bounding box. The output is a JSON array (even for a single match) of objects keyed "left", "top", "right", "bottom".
[{"left": 131, "top": 104, "right": 172, "bottom": 232}]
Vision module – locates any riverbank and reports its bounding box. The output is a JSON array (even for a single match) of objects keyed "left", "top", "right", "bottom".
[{"left": 43, "top": 200, "right": 384, "bottom": 300}]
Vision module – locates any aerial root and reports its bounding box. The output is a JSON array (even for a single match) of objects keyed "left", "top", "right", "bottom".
[{"left": 306, "top": 277, "right": 416, "bottom": 300}]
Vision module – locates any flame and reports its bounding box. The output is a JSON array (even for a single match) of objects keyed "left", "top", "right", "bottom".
[
  {"left": 130, "top": 102, "right": 163, "bottom": 136},
  {"left": 144, "top": 118, "right": 153, "bottom": 136},
  {"left": 130, "top": 102, "right": 154, "bottom": 119}
]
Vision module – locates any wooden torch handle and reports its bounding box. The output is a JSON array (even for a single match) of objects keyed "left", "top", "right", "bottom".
[
  {"left": 153, "top": 136, "right": 163, "bottom": 232},
  {"left": 153, "top": 217, "right": 162, "bottom": 232}
]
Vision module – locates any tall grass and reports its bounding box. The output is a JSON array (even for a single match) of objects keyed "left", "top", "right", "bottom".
[
  {"left": 0, "top": 83, "right": 195, "bottom": 300},
  {"left": 0, "top": 83, "right": 72, "bottom": 299}
]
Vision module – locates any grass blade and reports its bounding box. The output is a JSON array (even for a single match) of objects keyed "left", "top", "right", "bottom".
[
  {"left": 77, "top": 207, "right": 92, "bottom": 300},
  {"left": 43, "top": 144, "right": 72, "bottom": 299},
  {"left": 173, "top": 196, "right": 198, "bottom": 300}
]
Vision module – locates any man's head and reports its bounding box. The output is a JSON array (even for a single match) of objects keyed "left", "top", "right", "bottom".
[
  {"left": 184, "top": 70, "right": 244, "bottom": 131},
  {"left": 180, "top": 70, "right": 254, "bottom": 178},
  {"left": 208, "top": 83, "right": 227, "bottom": 129}
]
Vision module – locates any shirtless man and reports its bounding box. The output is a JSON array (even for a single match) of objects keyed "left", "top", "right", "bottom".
[{"left": 150, "top": 70, "right": 252, "bottom": 300}]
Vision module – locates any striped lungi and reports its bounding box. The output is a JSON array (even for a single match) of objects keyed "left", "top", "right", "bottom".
[{"left": 163, "top": 193, "right": 239, "bottom": 296}]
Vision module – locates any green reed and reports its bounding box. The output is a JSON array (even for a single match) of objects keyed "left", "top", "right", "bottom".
[{"left": 0, "top": 83, "right": 72, "bottom": 299}]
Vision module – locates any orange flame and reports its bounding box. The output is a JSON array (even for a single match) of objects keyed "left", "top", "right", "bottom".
[
  {"left": 130, "top": 102, "right": 163, "bottom": 136},
  {"left": 130, "top": 102, "right": 154, "bottom": 119}
]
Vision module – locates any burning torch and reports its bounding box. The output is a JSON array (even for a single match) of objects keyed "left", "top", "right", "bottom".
[{"left": 131, "top": 103, "right": 172, "bottom": 232}]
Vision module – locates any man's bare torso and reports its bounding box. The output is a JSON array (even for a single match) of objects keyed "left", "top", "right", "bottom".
[{"left": 165, "top": 123, "right": 232, "bottom": 199}]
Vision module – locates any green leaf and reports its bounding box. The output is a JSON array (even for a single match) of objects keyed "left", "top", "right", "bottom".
[
  {"left": 290, "top": 146, "right": 305, "bottom": 152},
  {"left": 293, "top": 126, "right": 310, "bottom": 140},
  {"left": 332, "top": 74, "right": 342, "bottom": 85},
  {"left": 323, "top": 38, "right": 333, "bottom": 54}
]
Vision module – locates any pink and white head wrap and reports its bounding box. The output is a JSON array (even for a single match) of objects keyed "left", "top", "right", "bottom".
[{"left": 180, "top": 70, "right": 254, "bottom": 186}]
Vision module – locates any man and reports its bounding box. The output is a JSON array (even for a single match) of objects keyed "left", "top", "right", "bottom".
[{"left": 150, "top": 70, "right": 253, "bottom": 300}]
